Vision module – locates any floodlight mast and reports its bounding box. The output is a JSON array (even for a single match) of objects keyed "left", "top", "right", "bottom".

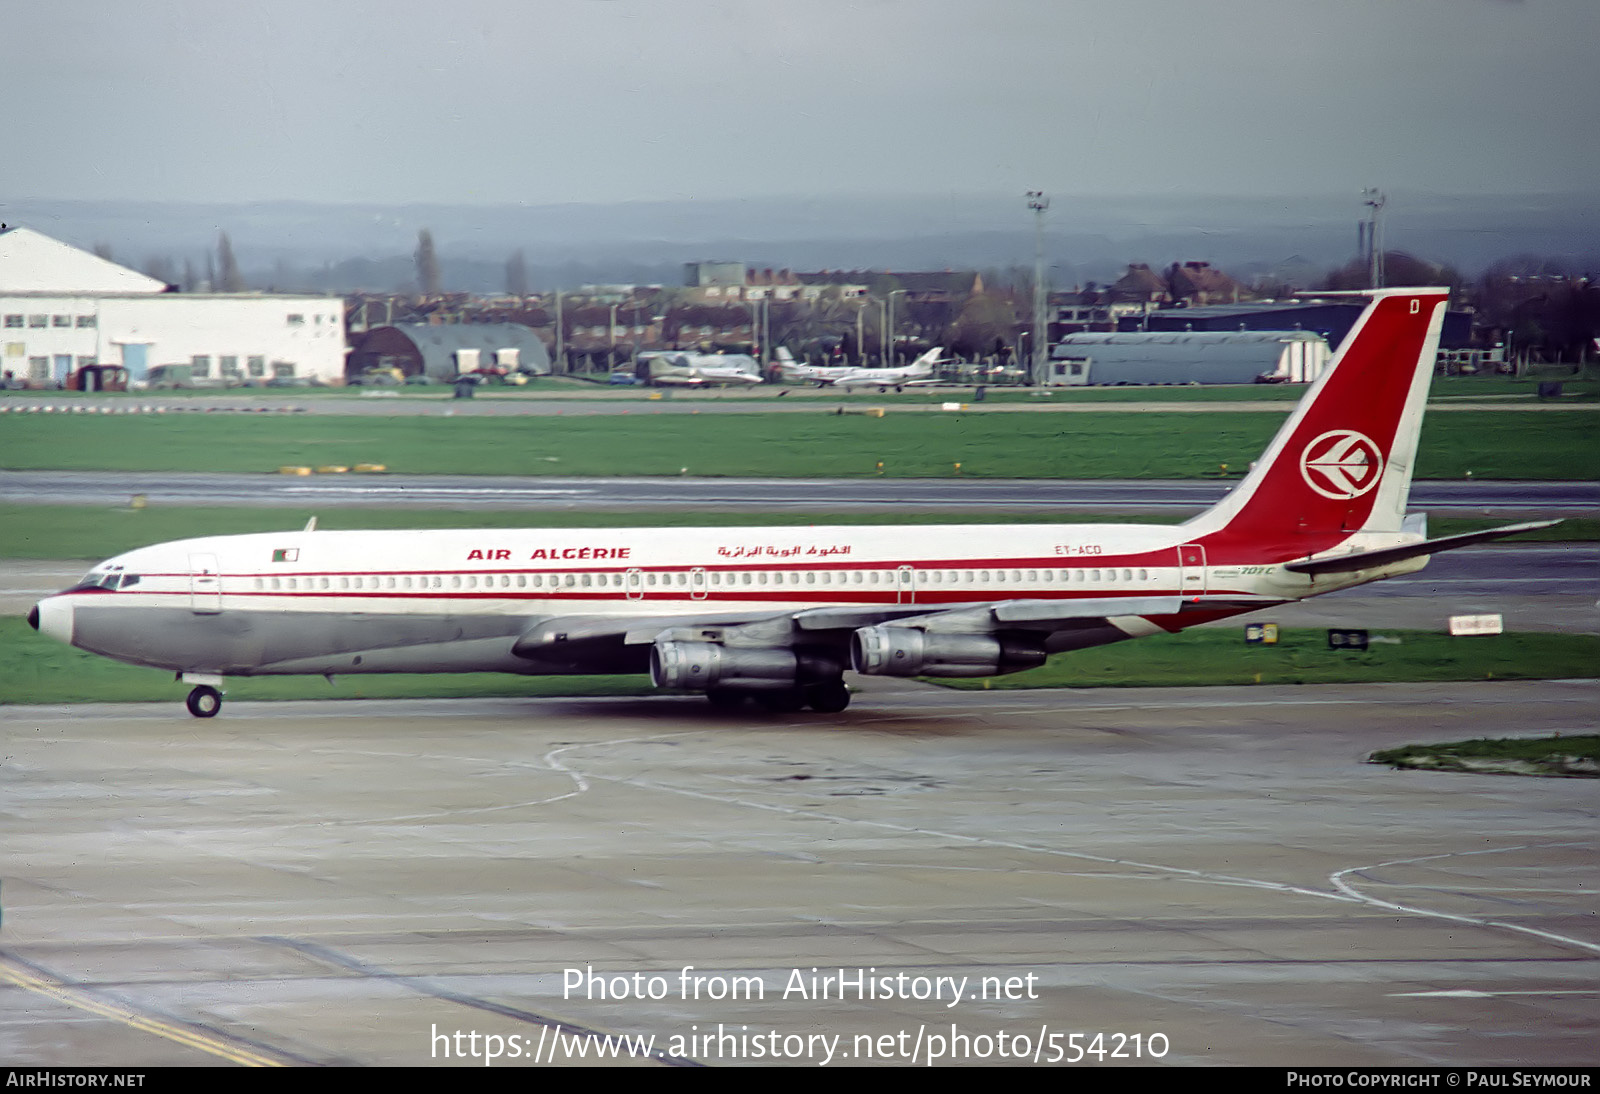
[
  {"left": 1363, "top": 188, "right": 1386, "bottom": 289},
  {"left": 1027, "top": 191, "right": 1050, "bottom": 385}
]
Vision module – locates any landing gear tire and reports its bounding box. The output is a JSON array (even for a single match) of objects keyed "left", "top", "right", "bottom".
[
  {"left": 755, "top": 688, "right": 806, "bottom": 713},
  {"left": 186, "top": 685, "right": 222, "bottom": 719},
  {"left": 804, "top": 681, "right": 851, "bottom": 714},
  {"left": 706, "top": 687, "right": 747, "bottom": 710}
]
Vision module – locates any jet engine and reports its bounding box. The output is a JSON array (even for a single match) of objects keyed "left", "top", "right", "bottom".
[
  {"left": 850, "top": 626, "right": 1047, "bottom": 678},
  {"left": 650, "top": 640, "right": 798, "bottom": 692}
]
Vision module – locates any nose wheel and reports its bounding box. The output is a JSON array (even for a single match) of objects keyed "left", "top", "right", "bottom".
[{"left": 185, "top": 685, "right": 223, "bottom": 718}]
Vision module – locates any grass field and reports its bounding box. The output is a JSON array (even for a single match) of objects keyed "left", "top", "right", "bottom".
[
  {"left": 2, "top": 408, "right": 1594, "bottom": 479},
  {"left": 4, "top": 619, "right": 1593, "bottom": 706},
  {"left": 935, "top": 628, "right": 1600, "bottom": 691},
  {"left": 4, "top": 372, "right": 1595, "bottom": 404},
  {"left": 1367, "top": 735, "right": 1598, "bottom": 777},
  {"left": 1, "top": 503, "right": 1590, "bottom": 561}
]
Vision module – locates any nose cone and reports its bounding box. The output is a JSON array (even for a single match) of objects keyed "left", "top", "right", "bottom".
[{"left": 32, "top": 597, "right": 74, "bottom": 646}]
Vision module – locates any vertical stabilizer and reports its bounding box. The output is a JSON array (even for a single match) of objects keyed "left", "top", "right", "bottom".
[{"left": 1185, "top": 288, "right": 1448, "bottom": 562}]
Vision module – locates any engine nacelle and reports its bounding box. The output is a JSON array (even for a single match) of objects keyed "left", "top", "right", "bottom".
[
  {"left": 850, "top": 626, "right": 1046, "bottom": 678},
  {"left": 650, "top": 641, "right": 798, "bottom": 692}
]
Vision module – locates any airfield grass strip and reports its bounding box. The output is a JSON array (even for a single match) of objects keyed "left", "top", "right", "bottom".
[
  {"left": 3, "top": 620, "right": 1593, "bottom": 706},
  {"left": 2, "top": 409, "right": 1594, "bottom": 480},
  {"left": 933, "top": 629, "right": 1600, "bottom": 691},
  {"left": 0, "top": 618, "right": 653, "bottom": 705},
  {"left": 3, "top": 373, "right": 1594, "bottom": 404},
  {"left": 1, "top": 503, "right": 1590, "bottom": 561},
  {"left": 1369, "top": 735, "right": 1599, "bottom": 777}
]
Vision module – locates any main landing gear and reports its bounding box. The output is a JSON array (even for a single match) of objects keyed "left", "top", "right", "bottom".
[
  {"left": 185, "top": 684, "right": 223, "bottom": 718},
  {"left": 706, "top": 681, "right": 851, "bottom": 714}
]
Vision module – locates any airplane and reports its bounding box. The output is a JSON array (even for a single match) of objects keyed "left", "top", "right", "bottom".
[
  {"left": 773, "top": 347, "right": 859, "bottom": 385},
  {"left": 29, "top": 288, "right": 1555, "bottom": 719},
  {"left": 787, "top": 347, "right": 945, "bottom": 391},
  {"left": 636, "top": 351, "right": 763, "bottom": 387}
]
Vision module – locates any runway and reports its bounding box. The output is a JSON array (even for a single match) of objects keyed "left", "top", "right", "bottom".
[
  {"left": 1, "top": 680, "right": 1596, "bottom": 1067},
  {"left": 3, "top": 469, "right": 1594, "bottom": 515}
]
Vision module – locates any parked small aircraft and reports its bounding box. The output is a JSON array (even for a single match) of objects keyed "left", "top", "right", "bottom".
[
  {"left": 637, "top": 351, "right": 763, "bottom": 387},
  {"left": 777, "top": 347, "right": 944, "bottom": 390}
]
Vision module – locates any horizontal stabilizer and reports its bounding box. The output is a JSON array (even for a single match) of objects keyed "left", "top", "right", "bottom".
[{"left": 1283, "top": 519, "right": 1560, "bottom": 576}]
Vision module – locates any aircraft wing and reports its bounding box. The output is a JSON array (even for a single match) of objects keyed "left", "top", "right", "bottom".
[
  {"left": 1284, "top": 520, "right": 1560, "bottom": 576},
  {"left": 509, "top": 595, "right": 1199, "bottom": 675}
]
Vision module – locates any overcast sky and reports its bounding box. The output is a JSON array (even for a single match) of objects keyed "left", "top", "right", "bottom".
[{"left": 11, "top": 0, "right": 1598, "bottom": 208}]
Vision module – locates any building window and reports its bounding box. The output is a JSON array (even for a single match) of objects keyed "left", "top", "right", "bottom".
[
  {"left": 248, "top": 356, "right": 265, "bottom": 377},
  {"left": 287, "top": 314, "right": 304, "bottom": 325},
  {"left": 76, "top": 356, "right": 96, "bottom": 367},
  {"left": 272, "top": 362, "right": 295, "bottom": 378},
  {"left": 52, "top": 315, "right": 71, "bottom": 327},
  {"left": 220, "top": 356, "right": 239, "bottom": 376},
  {"left": 28, "top": 356, "right": 48, "bottom": 379},
  {"left": 28, "top": 315, "right": 46, "bottom": 328},
  {"left": 4, "top": 315, "right": 22, "bottom": 328},
  {"left": 191, "top": 355, "right": 211, "bottom": 377},
  {"left": 76, "top": 315, "right": 96, "bottom": 328}
]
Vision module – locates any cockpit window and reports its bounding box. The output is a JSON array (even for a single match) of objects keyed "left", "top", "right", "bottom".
[{"left": 119, "top": 574, "right": 140, "bottom": 589}]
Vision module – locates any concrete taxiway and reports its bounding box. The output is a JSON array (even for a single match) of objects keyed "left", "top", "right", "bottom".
[{"left": 1, "top": 680, "right": 1595, "bottom": 1067}]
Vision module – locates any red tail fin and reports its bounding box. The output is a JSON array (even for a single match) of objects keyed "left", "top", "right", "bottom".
[{"left": 1187, "top": 288, "right": 1449, "bottom": 563}]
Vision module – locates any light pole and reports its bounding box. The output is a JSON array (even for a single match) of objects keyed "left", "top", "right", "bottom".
[
  {"left": 1363, "top": 188, "right": 1386, "bottom": 289},
  {"left": 886, "top": 289, "right": 908, "bottom": 367},
  {"left": 1027, "top": 191, "right": 1050, "bottom": 386},
  {"left": 553, "top": 289, "right": 564, "bottom": 374}
]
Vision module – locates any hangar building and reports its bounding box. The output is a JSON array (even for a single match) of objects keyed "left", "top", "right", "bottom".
[
  {"left": 1047, "top": 330, "right": 1331, "bottom": 386},
  {"left": 0, "top": 226, "right": 345, "bottom": 386},
  {"left": 1119, "top": 298, "right": 1472, "bottom": 350},
  {"left": 346, "top": 323, "right": 552, "bottom": 380}
]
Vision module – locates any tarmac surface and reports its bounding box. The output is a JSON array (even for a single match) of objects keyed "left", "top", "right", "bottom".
[
  {"left": 5, "top": 388, "right": 1596, "bottom": 417},
  {"left": 1, "top": 680, "right": 1596, "bottom": 1067},
  {"left": 3, "top": 470, "right": 1595, "bottom": 515}
]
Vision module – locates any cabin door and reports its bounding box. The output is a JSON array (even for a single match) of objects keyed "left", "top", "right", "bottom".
[
  {"left": 1177, "top": 544, "right": 1207, "bottom": 597},
  {"left": 189, "top": 553, "right": 222, "bottom": 614}
]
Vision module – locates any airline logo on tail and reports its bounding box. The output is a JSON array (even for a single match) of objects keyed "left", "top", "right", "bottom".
[{"left": 1300, "top": 429, "right": 1384, "bottom": 500}]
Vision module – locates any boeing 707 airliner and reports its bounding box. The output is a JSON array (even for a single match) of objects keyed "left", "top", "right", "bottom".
[{"left": 29, "top": 288, "right": 1550, "bottom": 717}]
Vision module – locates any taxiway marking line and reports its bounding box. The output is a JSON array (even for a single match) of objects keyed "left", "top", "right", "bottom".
[{"left": 0, "top": 952, "right": 289, "bottom": 1066}]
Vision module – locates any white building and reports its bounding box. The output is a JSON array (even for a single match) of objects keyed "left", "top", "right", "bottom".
[
  {"left": 0, "top": 226, "right": 345, "bottom": 386},
  {"left": 1047, "top": 331, "right": 1332, "bottom": 386}
]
